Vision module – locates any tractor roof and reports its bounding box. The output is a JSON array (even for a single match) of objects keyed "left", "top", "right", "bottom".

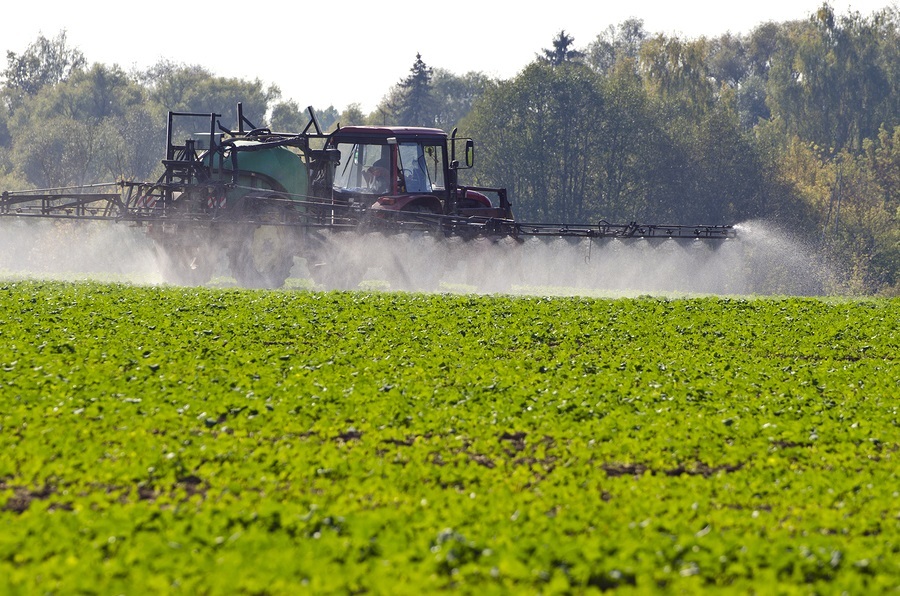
[{"left": 333, "top": 125, "right": 448, "bottom": 142}]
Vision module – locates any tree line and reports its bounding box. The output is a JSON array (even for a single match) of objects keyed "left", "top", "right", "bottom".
[{"left": 1, "top": 3, "right": 898, "bottom": 294}]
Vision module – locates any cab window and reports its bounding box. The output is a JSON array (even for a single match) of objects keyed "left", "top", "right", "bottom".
[{"left": 333, "top": 142, "right": 392, "bottom": 194}]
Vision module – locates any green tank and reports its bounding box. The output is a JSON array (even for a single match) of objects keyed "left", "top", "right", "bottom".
[{"left": 214, "top": 140, "right": 309, "bottom": 202}]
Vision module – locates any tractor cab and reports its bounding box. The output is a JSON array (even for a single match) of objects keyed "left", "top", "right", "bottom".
[
  {"left": 328, "top": 126, "right": 450, "bottom": 214},
  {"left": 327, "top": 125, "right": 513, "bottom": 220}
]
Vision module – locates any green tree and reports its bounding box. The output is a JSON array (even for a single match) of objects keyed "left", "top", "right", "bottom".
[
  {"left": 463, "top": 60, "right": 607, "bottom": 221},
  {"left": 820, "top": 149, "right": 899, "bottom": 292},
  {"left": 371, "top": 88, "right": 402, "bottom": 125},
  {"left": 675, "top": 105, "right": 765, "bottom": 222},
  {"left": 375, "top": 68, "right": 492, "bottom": 131},
  {"left": 766, "top": 5, "right": 899, "bottom": 153},
  {"left": 0, "top": 102, "right": 10, "bottom": 147},
  {"left": 706, "top": 32, "right": 748, "bottom": 88},
  {"left": 587, "top": 19, "right": 648, "bottom": 74},
  {"left": 94, "top": 103, "right": 167, "bottom": 181},
  {"left": 864, "top": 124, "right": 900, "bottom": 209},
  {"left": 431, "top": 69, "right": 493, "bottom": 131},
  {"left": 315, "top": 105, "right": 340, "bottom": 132},
  {"left": 138, "top": 60, "right": 276, "bottom": 128},
  {"left": 34, "top": 63, "right": 143, "bottom": 123},
  {"left": 270, "top": 101, "right": 338, "bottom": 134},
  {"left": 2, "top": 31, "right": 86, "bottom": 109},
  {"left": 639, "top": 34, "right": 717, "bottom": 119},
  {"left": 541, "top": 30, "right": 585, "bottom": 65},
  {"left": 726, "top": 21, "right": 783, "bottom": 128},
  {"left": 395, "top": 53, "right": 435, "bottom": 127},
  {"left": 859, "top": 124, "right": 900, "bottom": 290},
  {"left": 595, "top": 61, "right": 670, "bottom": 220},
  {"left": 11, "top": 114, "right": 98, "bottom": 187},
  {"left": 340, "top": 103, "right": 366, "bottom": 127},
  {"left": 7, "top": 62, "right": 154, "bottom": 186},
  {"left": 269, "top": 100, "right": 307, "bottom": 132}
]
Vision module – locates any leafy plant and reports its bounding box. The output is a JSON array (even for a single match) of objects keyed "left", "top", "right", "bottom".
[{"left": 1, "top": 281, "right": 898, "bottom": 592}]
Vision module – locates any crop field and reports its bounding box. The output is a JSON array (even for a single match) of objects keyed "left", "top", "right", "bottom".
[{"left": 1, "top": 280, "right": 899, "bottom": 593}]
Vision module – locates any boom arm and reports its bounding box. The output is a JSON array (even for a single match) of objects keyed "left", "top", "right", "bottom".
[{"left": 515, "top": 220, "right": 736, "bottom": 240}]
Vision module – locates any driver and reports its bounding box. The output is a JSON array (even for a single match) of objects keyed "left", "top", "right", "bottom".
[{"left": 366, "top": 158, "right": 391, "bottom": 193}]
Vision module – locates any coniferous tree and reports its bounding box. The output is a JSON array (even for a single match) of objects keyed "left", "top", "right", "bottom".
[
  {"left": 396, "top": 53, "right": 434, "bottom": 126},
  {"left": 541, "top": 30, "right": 585, "bottom": 65}
]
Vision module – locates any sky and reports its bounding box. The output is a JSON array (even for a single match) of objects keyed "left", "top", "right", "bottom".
[{"left": 6, "top": 0, "right": 898, "bottom": 114}]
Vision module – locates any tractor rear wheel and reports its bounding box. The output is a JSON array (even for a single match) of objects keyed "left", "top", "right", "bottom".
[
  {"left": 150, "top": 191, "right": 220, "bottom": 286},
  {"left": 228, "top": 221, "right": 296, "bottom": 288},
  {"left": 226, "top": 196, "right": 297, "bottom": 289}
]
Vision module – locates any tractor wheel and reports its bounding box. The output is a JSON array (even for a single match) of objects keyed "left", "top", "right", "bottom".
[
  {"left": 378, "top": 204, "right": 446, "bottom": 291},
  {"left": 304, "top": 231, "right": 367, "bottom": 290},
  {"left": 223, "top": 195, "right": 298, "bottom": 289},
  {"left": 308, "top": 260, "right": 366, "bottom": 290},
  {"left": 381, "top": 232, "right": 446, "bottom": 291},
  {"left": 228, "top": 221, "right": 296, "bottom": 289},
  {"left": 154, "top": 231, "right": 218, "bottom": 287}
]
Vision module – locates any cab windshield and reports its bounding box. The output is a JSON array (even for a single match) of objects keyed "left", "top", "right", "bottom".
[
  {"left": 397, "top": 142, "right": 446, "bottom": 193},
  {"left": 332, "top": 139, "right": 447, "bottom": 196}
]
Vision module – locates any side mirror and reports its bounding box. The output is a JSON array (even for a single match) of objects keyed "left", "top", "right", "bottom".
[{"left": 465, "top": 139, "right": 474, "bottom": 168}]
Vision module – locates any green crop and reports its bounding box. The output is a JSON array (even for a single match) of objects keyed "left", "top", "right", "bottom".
[{"left": 1, "top": 281, "right": 898, "bottom": 593}]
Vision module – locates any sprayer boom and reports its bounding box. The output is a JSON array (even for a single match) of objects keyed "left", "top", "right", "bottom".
[
  {"left": 515, "top": 220, "right": 736, "bottom": 240},
  {"left": 1, "top": 190, "right": 120, "bottom": 219}
]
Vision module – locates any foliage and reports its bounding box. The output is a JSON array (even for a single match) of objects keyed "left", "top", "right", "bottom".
[
  {"left": 431, "top": 69, "right": 494, "bottom": 131},
  {"left": 461, "top": 7, "right": 900, "bottom": 291},
  {"left": 587, "top": 18, "right": 648, "bottom": 75},
  {"left": 394, "top": 53, "right": 435, "bottom": 128},
  {"left": 269, "top": 101, "right": 338, "bottom": 135},
  {"left": 639, "top": 34, "right": 717, "bottom": 119},
  {"left": 316, "top": 105, "right": 340, "bottom": 133},
  {"left": 463, "top": 61, "right": 606, "bottom": 222},
  {"left": 371, "top": 59, "right": 492, "bottom": 132},
  {"left": 137, "top": 59, "right": 275, "bottom": 129},
  {"left": 8, "top": 115, "right": 99, "bottom": 188},
  {"left": 765, "top": 5, "right": 900, "bottom": 154},
  {"left": 7, "top": 64, "right": 156, "bottom": 186},
  {"left": 1, "top": 31, "right": 85, "bottom": 109},
  {"left": 1, "top": 4, "right": 899, "bottom": 292},
  {"left": 339, "top": 103, "right": 366, "bottom": 127},
  {"left": 540, "top": 30, "right": 585, "bottom": 65},
  {"left": 268, "top": 100, "right": 307, "bottom": 133},
  {"left": 463, "top": 50, "right": 763, "bottom": 225},
  {"left": 0, "top": 281, "right": 898, "bottom": 592}
]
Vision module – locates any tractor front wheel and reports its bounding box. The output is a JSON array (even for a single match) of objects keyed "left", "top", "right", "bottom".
[
  {"left": 153, "top": 230, "right": 218, "bottom": 287},
  {"left": 228, "top": 223, "right": 296, "bottom": 288},
  {"left": 303, "top": 231, "right": 367, "bottom": 290}
]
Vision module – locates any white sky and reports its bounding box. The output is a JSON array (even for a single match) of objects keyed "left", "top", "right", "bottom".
[{"left": 7, "top": 0, "right": 897, "bottom": 113}]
